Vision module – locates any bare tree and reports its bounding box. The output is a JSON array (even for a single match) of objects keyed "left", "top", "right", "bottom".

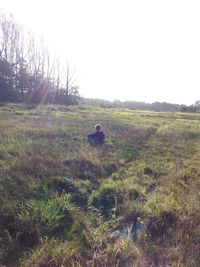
[{"left": 0, "top": 10, "right": 80, "bottom": 105}]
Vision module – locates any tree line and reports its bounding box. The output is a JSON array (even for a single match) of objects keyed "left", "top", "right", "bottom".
[
  {"left": 80, "top": 98, "right": 200, "bottom": 113},
  {"left": 0, "top": 11, "right": 79, "bottom": 105}
]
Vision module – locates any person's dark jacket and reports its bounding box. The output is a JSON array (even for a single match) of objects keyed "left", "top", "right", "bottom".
[{"left": 87, "top": 131, "right": 105, "bottom": 145}]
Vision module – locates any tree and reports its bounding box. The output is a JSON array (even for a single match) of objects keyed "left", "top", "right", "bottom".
[
  {"left": 0, "top": 10, "right": 80, "bottom": 105},
  {"left": 0, "top": 57, "right": 14, "bottom": 101},
  {"left": 195, "top": 100, "right": 200, "bottom": 112}
]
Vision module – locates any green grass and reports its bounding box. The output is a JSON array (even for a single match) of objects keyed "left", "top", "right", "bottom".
[{"left": 0, "top": 103, "right": 200, "bottom": 266}]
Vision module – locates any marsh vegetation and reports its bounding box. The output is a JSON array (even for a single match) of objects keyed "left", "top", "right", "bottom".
[{"left": 0, "top": 104, "right": 200, "bottom": 266}]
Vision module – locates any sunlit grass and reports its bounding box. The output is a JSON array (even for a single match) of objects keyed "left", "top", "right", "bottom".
[{"left": 0, "top": 103, "right": 200, "bottom": 266}]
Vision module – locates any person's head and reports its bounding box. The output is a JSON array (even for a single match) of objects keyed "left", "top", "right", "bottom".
[{"left": 95, "top": 124, "right": 101, "bottom": 131}]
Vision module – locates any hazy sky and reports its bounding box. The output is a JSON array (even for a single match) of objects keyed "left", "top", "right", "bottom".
[{"left": 1, "top": 0, "right": 200, "bottom": 104}]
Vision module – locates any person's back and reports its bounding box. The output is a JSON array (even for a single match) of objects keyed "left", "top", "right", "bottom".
[
  {"left": 93, "top": 130, "right": 105, "bottom": 144},
  {"left": 87, "top": 124, "right": 105, "bottom": 146}
]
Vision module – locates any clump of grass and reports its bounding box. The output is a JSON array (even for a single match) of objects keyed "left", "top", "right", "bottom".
[
  {"left": 21, "top": 238, "right": 82, "bottom": 267},
  {"left": 93, "top": 238, "right": 145, "bottom": 267},
  {"left": 89, "top": 184, "right": 117, "bottom": 218},
  {"left": 49, "top": 177, "right": 94, "bottom": 207},
  {"left": 88, "top": 178, "right": 144, "bottom": 219},
  {"left": 19, "top": 194, "right": 76, "bottom": 238},
  {"left": 0, "top": 191, "right": 77, "bottom": 265}
]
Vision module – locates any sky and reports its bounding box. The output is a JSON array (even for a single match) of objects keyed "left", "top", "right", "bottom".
[{"left": 1, "top": 0, "right": 200, "bottom": 105}]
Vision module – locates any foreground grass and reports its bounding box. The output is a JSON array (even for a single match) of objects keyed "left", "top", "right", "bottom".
[{"left": 0, "top": 103, "right": 200, "bottom": 266}]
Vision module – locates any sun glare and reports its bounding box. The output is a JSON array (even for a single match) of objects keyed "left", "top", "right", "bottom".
[{"left": 1, "top": 0, "right": 200, "bottom": 105}]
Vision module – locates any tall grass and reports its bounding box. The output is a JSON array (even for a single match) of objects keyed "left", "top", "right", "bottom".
[{"left": 0, "top": 103, "right": 200, "bottom": 266}]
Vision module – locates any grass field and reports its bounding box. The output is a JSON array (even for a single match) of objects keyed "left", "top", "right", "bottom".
[{"left": 0, "top": 103, "right": 200, "bottom": 267}]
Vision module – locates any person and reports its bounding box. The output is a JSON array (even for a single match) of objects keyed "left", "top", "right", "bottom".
[{"left": 87, "top": 124, "right": 105, "bottom": 146}]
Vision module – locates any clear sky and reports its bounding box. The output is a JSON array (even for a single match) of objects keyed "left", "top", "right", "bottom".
[{"left": 1, "top": 0, "right": 200, "bottom": 105}]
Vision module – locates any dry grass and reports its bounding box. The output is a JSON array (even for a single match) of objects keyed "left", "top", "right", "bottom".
[{"left": 0, "top": 103, "right": 200, "bottom": 266}]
